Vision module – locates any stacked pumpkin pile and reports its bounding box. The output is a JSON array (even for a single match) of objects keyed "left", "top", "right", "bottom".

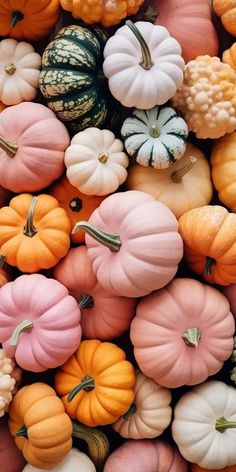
[{"left": 0, "top": 1, "right": 236, "bottom": 472}]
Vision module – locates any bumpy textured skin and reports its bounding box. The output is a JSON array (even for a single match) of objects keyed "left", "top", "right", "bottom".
[
  {"left": 172, "top": 56, "right": 236, "bottom": 139},
  {"left": 213, "top": 0, "right": 236, "bottom": 36},
  {"left": 211, "top": 132, "right": 236, "bottom": 211}
]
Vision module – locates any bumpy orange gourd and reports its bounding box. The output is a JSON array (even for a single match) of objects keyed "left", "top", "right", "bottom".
[
  {"left": 223, "top": 43, "right": 236, "bottom": 71},
  {"left": 211, "top": 132, "right": 236, "bottom": 211},
  {"left": 55, "top": 340, "right": 136, "bottom": 427},
  {"left": 191, "top": 465, "right": 236, "bottom": 472},
  {"left": 213, "top": 0, "right": 236, "bottom": 36}
]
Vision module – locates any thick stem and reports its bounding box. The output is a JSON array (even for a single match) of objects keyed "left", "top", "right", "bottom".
[
  {"left": 10, "top": 319, "right": 33, "bottom": 346},
  {"left": 144, "top": 5, "right": 159, "bottom": 23},
  {"left": 68, "top": 376, "right": 95, "bottom": 402},
  {"left": 98, "top": 153, "right": 109, "bottom": 164},
  {"left": 0, "top": 254, "right": 5, "bottom": 269},
  {"left": 126, "top": 20, "right": 154, "bottom": 70},
  {"left": 11, "top": 11, "right": 24, "bottom": 27},
  {"left": 72, "top": 221, "right": 122, "bottom": 253},
  {"left": 15, "top": 425, "right": 28, "bottom": 437},
  {"left": 79, "top": 293, "right": 94, "bottom": 309},
  {"left": 123, "top": 403, "right": 137, "bottom": 420},
  {"left": 205, "top": 257, "right": 216, "bottom": 275},
  {"left": 70, "top": 197, "right": 83, "bottom": 212},
  {"left": 182, "top": 327, "right": 201, "bottom": 348},
  {"left": 215, "top": 416, "right": 236, "bottom": 433},
  {"left": 4, "top": 63, "right": 16, "bottom": 75},
  {"left": 171, "top": 157, "right": 197, "bottom": 183},
  {"left": 0, "top": 136, "right": 18, "bottom": 157},
  {"left": 150, "top": 125, "right": 160, "bottom": 138},
  {"left": 72, "top": 421, "right": 109, "bottom": 471},
  {"left": 23, "top": 197, "right": 38, "bottom": 237}
]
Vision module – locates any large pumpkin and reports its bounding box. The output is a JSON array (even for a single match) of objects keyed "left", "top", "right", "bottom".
[
  {"left": 211, "top": 132, "right": 236, "bottom": 212},
  {"left": 0, "top": 418, "right": 26, "bottom": 472},
  {"left": 213, "top": 0, "right": 236, "bottom": 36}
]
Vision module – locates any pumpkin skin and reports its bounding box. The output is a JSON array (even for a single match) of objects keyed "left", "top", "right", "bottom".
[
  {"left": 223, "top": 43, "right": 236, "bottom": 71},
  {"left": 72, "top": 190, "right": 183, "bottom": 298},
  {"left": 179, "top": 205, "right": 236, "bottom": 285},
  {"left": 0, "top": 266, "right": 11, "bottom": 288},
  {"left": 192, "top": 465, "right": 236, "bottom": 472},
  {"left": 53, "top": 246, "right": 137, "bottom": 340},
  {"left": 54, "top": 340, "right": 136, "bottom": 427},
  {"left": 0, "top": 418, "right": 26, "bottom": 472},
  {"left": 0, "top": 273, "right": 81, "bottom": 372},
  {"left": 0, "top": 0, "right": 61, "bottom": 41},
  {"left": 213, "top": 0, "right": 236, "bottom": 36},
  {"left": 222, "top": 285, "right": 236, "bottom": 319},
  {"left": 0, "top": 102, "right": 70, "bottom": 193},
  {"left": 8, "top": 383, "right": 72, "bottom": 469},
  {"left": 0, "top": 193, "right": 71, "bottom": 273},
  {"left": 211, "top": 132, "right": 236, "bottom": 212},
  {"left": 22, "top": 448, "right": 96, "bottom": 472}
]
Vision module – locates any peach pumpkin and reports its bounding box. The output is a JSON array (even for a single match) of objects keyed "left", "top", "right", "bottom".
[
  {"left": 211, "top": 132, "right": 236, "bottom": 212},
  {"left": 213, "top": 0, "right": 236, "bottom": 37},
  {"left": 223, "top": 43, "right": 236, "bottom": 71},
  {"left": 192, "top": 465, "right": 236, "bottom": 472},
  {"left": 0, "top": 418, "right": 26, "bottom": 472}
]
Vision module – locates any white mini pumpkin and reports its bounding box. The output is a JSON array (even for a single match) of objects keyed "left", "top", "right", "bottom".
[
  {"left": 103, "top": 21, "right": 185, "bottom": 109},
  {"left": 0, "top": 39, "right": 41, "bottom": 106},
  {"left": 65, "top": 127, "right": 129, "bottom": 196},
  {"left": 22, "top": 448, "right": 96, "bottom": 471},
  {"left": 121, "top": 106, "right": 188, "bottom": 169}
]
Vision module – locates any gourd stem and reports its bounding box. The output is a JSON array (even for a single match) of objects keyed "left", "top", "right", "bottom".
[
  {"left": 0, "top": 254, "right": 5, "bottom": 268},
  {"left": 11, "top": 11, "right": 24, "bottom": 27},
  {"left": 171, "top": 157, "right": 197, "bottom": 183},
  {"left": 79, "top": 293, "right": 94, "bottom": 309},
  {"left": 10, "top": 319, "right": 33, "bottom": 346},
  {"left": 126, "top": 20, "right": 154, "bottom": 70},
  {"left": 15, "top": 425, "right": 28, "bottom": 437},
  {"left": 182, "top": 327, "right": 201, "bottom": 348},
  {"left": 144, "top": 5, "right": 159, "bottom": 23},
  {"left": 4, "top": 63, "right": 16, "bottom": 75},
  {"left": 215, "top": 416, "right": 236, "bottom": 433},
  {"left": 0, "top": 136, "right": 18, "bottom": 157},
  {"left": 68, "top": 376, "right": 95, "bottom": 402},
  {"left": 150, "top": 125, "right": 160, "bottom": 138},
  {"left": 123, "top": 403, "right": 137, "bottom": 420},
  {"left": 72, "top": 421, "right": 110, "bottom": 471},
  {"left": 23, "top": 197, "right": 38, "bottom": 237},
  {"left": 72, "top": 221, "right": 122, "bottom": 253},
  {"left": 205, "top": 257, "right": 216, "bottom": 275},
  {"left": 98, "top": 153, "right": 109, "bottom": 164}
]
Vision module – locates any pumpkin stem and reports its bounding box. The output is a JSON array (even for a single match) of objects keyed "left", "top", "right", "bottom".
[
  {"left": 79, "top": 293, "right": 94, "bottom": 309},
  {"left": 171, "top": 157, "right": 197, "bottom": 183},
  {"left": 123, "top": 403, "right": 137, "bottom": 420},
  {"left": 205, "top": 256, "right": 216, "bottom": 275},
  {"left": 98, "top": 153, "right": 109, "bottom": 164},
  {"left": 150, "top": 125, "right": 160, "bottom": 138},
  {"left": 182, "top": 327, "right": 201, "bottom": 348},
  {"left": 72, "top": 221, "right": 122, "bottom": 253},
  {"left": 0, "top": 136, "right": 18, "bottom": 157},
  {"left": 10, "top": 319, "right": 33, "bottom": 346},
  {"left": 70, "top": 197, "right": 83, "bottom": 212},
  {"left": 215, "top": 416, "right": 236, "bottom": 433},
  {"left": 23, "top": 197, "right": 38, "bottom": 238},
  {"left": 126, "top": 20, "right": 154, "bottom": 70},
  {"left": 72, "top": 421, "right": 110, "bottom": 471},
  {"left": 11, "top": 11, "right": 24, "bottom": 27},
  {"left": 0, "top": 254, "right": 5, "bottom": 269},
  {"left": 15, "top": 425, "right": 28, "bottom": 438},
  {"left": 68, "top": 375, "right": 95, "bottom": 402},
  {"left": 4, "top": 63, "right": 16, "bottom": 75},
  {"left": 144, "top": 5, "right": 159, "bottom": 23}
]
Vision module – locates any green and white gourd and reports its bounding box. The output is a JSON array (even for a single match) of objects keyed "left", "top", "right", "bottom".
[{"left": 121, "top": 106, "right": 189, "bottom": 169}]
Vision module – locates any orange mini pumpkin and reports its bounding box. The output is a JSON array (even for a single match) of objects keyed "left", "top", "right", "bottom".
[
  {"left": 213, "top": 0, "right": 236, "bottom": 36},
  {"left": 223, "top": 43, "right": 236, "bottom": 71},
  {"left": 211, "top": 132, "right": 236, "bottom": 212}
]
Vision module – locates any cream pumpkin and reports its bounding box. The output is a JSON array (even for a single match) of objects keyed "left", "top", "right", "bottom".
[{"left": 22, "top": 448, "right": 95, "bottom": 472}]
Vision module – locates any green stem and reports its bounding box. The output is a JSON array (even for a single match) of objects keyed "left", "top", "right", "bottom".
[
  {"left": 10, "top": 319, "right": 33, "bottom": 346},
  {"left": 215, "top": 416, "right": 236, "bottom": 433},
  {"left": 11, "top": 11, "right": 24, "bottom": 28},
  {"left": 23, "top": 197, "right": 38, "bottom": 237},
  {"left": 68, "top": 376, "right": 95, "bottom": 402},
  {"left": 182, "top": 327, "right": 201, "bottom": 348},
  {"left": 205, "top": 257, "right": 216, "bottom": 275},
  {"left": 72, "top": 421, "right": 109, "bottom": 471},
  {"left": 79, "top": 293, "right": 94, "bottom": 309},
  {"left": 126, "top": 20, "right": 154, "bottom": 70},
  {"left": 15, "top": 425, "right": 28, "bottom": 437},
  {"left": 171, "top": 157, "right": 197, "bottom": 183},
  {"left": 123, "top": 403, "right": 137, "bottom": 420},
  {"left": 98, "top": 153, "right": 109, "bottom": 163},
  {"left": 0, "top": 136, "right": 18, "bottom": 157},
  {"left": 150, "top": 125, "right": 160, "bottom": 138},
  {"left": 72, "top": 221, "right": 122, "bottom": 253}
]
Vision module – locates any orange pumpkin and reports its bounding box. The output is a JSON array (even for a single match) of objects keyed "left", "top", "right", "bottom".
[
  {"left": 191, "top": 465, "right": 236, "bottom": 472},
  {"left": 223, "top": 43, "right": 236, "bottom": 71},
  {"left": 179, "top": 205, "right": 236, "bottom": 285},
  {"left": 213, "top": 0, "right": 236, "bottom": 36},
  {"left": 49, "top": 175, "right": 105, "bottom": 244},
  {"left": 211, "top": 132, "right": 236, "bottom": 212}
]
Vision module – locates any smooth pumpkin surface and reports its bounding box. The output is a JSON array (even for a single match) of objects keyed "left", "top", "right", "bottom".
[
  {"left": 22, "top": 448, "right": 96, "bottom": 472},
  {"left": 0, "top": 418, "right": 26, "bottom": 472},
  {"left": 191, "top": 465, "right": 236, "bottom": 472},
  {"left": 211, "top": 132, "right": 236, "bottom": 212},
  {"left": 213, "top": 0, "right": 236, "bottom": 36},
  {"left": 223, "top": 43, "right": 236, "bottom": 71}
]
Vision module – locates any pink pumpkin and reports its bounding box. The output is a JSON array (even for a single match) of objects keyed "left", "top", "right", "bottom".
[
  {"left": 130, "top": 278, "right": 235, "bottom": 388},
  {"left": 53, "top": 246, "right": 137, "bottom": 340},
  {"left": 0, "top": 102, "right": 70, "bottom": 192},
  {"left": 0, "top": 274, "right": 81, "bottom": 372},
  {"left": 72, "top": 190, "right": 183, "bottom": 298},
  {"left": 104, "top": 439, "right": 188, "bottom": 472},
  {"left": 0, "top": 418, "right": 26, "bottom": 472},
  {"left": 223, "top": 285, "right": 236, "bottom": 319}
]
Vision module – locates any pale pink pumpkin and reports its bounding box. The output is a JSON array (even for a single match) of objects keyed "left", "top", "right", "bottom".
[
  {"left": 0, "top": 274, "right": 81, "bottom": 372},
  {"left": 0, "top": 102, "right": 70, "bottom": 193},
  {"left": 130, "top": 278, "right": 235, "bottom": 388},
  {"left": 223, "top": 285, "right": 236, "bottom": 319},
  {"left": 0, "top": 417, "right": 26, "bottom": 472},
  {"left": 53, "top": 246, "right": 137, "bottom": 340}
]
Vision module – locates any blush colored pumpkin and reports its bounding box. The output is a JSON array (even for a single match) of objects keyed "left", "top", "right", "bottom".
[
  {"left": 22, "top": 448, "right": 96, "bottom": 472},
  {"left": 53, "top": 246, "right": 137, "bottom": 340},
  {"left": 0, "top": 418, "right": 26, "bottom": 472},
  {"left": 211, "top": 132, "right": 236, "bottom": 212},
  {"left": 191, "top": 465, "right": 236, "bottom": 472},
  {"left": 213, "top": 0, "right": 236, "bottom": 36},
  {"left": 223, "top": 285, "right": 236, "bottom": 319},
  {"left": 0, "top": 273, "right": 81, "bottom": 372},
  {"left": 223, "top": 43, "right": 236, "bottom": 71}
]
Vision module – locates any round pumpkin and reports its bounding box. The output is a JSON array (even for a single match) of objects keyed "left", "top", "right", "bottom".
[
  {"left": 22, "top": 448, "right": 96, "bottom": 472},
  {"left": 223, "top": 43, "right": 236, "bottom": 71},
  {"left": 53, "top": 246, "right": 137, "bottom": 340},
  {"left": 211, "top": 132, "right": 236, "bottom": 212},
  {"left": 8, "top": 383, "right": 72, "bottom": 469},
  {"left": 191, "top": 465, "right": 236, "bottom": 472},
  {"left": 54, "top": 340, "right": 136, "bottom": 427},
  {"left": 178, "top": 205, "right": 236, "bottom": 285},
  {"left": 223, "top": 285, "right": 236, "bottom": 319},
  {"left": 213, "top": 0, "right": 236, "bottom": 36},
  {"left": 0, "top": 418, "right": 26, "bottom": 472}
]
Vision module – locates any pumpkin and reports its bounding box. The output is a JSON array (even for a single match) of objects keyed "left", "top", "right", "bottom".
[
  {"left": 53, "top": 246, "right": 137, "bottom": 340},
  {"left": 213, "top": 0, "right": 236, "bottom": 36},
  {"left": 223, "top": 285, "right": 236, "bottom": 318},
  {"left": 0, "top": 266, "right": 11, "bottom": 288},
  {"left": 0, "top": 273, "right": 81, "bottom": 372},
  {"left": 121, "top": 106, "right": 188, "bottom": 170},
  {"left": 60, "top": 0, "right": 144, "bottom": 27},
  {"left": 0, "top": 102, "right": 69, "bottom": 193},
  {"left": 72, "top": 190, "right": 183, "bottom": 298},
  {"left": 0, "top": 0, "right": 61, "bottom": 41},
  {"left": 48, "top": 175, "right": 105, "bottom": 244},
  {"left": 0, "top": 103, "right": 6, "bottom": 112},
  {"left": 130, "top": 278, "right": 235, "bottom": 388},
  {"left": 65, "top": 128, "right": 129, "bottom": 196},
  {"left": 126, "top": 142, "right": 213, "bottom": 219},
  {"left": 172, "top": 380, "right": 236, "bottom": 469},
  {"left": 172, "top": 55, "right": 236, "bottom": 139},
  {"left": 0, "top": 39, "right": 41, "bottom": 106},
  {"left": 211, "top": 132, "right": 236, "bottom": 212},
  {"left": 191, "top": 465, "right": 236, "bottom": 472},
  {"left": 0, "top": 418, "right": 26, "bottom": 472},
  {"left": 0, "top": 193, "right": 71, "bottom": 273},
  {"left": 112, "top": 371, "right": 172, "bottom": 439},
  {"left": 22, "top": 448, "right": 96, "bottom": 472},
  {"left": 39, "top": 24, "right": 115, "bottom": 132},
  {"left": 54, "top": 339, "right": 136, "bottom": 427},
  {"left": 103, "top": 20, "right": 184, "bottom": 109},
  {"left": 104, "top": 439, "right": 189, "bottom": 472},
  {"left": 8, "top": 383, "right": 72, "bottom": 469},
  {"left": 0, "top": 349, "right": 22, "bottom": 417},
  {"left": 223, "top": 43, "right": 236, "bottom": 71},
  {"left": 178, "top": 205, "right": 236, "bottom": 285}
]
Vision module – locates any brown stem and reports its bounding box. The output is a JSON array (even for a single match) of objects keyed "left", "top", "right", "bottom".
[
  {"left": 23, "top": 197, "right": 38, "bottom": 238},
  {"left": 126, "top": 20, "right": 154, "bottom": 70},
  {"left": 72, "top": 421, "right": 109, "bottom": 471},
  {"left": 98, "top": 153, "right": 109, "bottom": 163},
  {"left": 144, "top": 5, "right": 159, "bottom": 23},
  {"left": 171, "top": 157, "right": 197, "bottom": 183},
  {"left": 68, "top": 376, "right": 95, "bottom": 402},
  {"left": 0, "top": 254, "right": 5, "bottom": 268},
  {"left": 4, "top": 63, "right": 16, "bottom": 75},
  {"left": 0, "top": 136, "right": 18, "bottom": 157}
]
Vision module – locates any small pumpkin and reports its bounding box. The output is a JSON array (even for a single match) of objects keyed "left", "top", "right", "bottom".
[
  {"left": 178, "top": 205, "right": 236, "bottom": 285},
  {"left": 121, "top": 106, "right": 188, "bottom": 169},
  {"left": 53, "top": 246, "right": 137, "bottom": 340},
  {"left": 213, "top": 0, "right": 236, "bottom": 36},
  {"left": 65, "top": 128, "right": 129, "bottom": 196},
  {"left": 0, "top": 273, "right": 81, "bottom": 372},
  {"left": 223, "top": 285, "right": 236, "bottom": 318},
  {"left": 191, "top": 465, "right": 236, "bottom": 472},
  {"left": 0, "top": 0, "right": 61, "bottom": 41},
  {"left": 0, "top": 417, "right": 26, "bottom": 472},
  {"left": 103, "top": 20, "right": 184, "bottom": 109},
  {"left": 223, "top": 43, "right": 236, "bottom": 71},
  {"left": 211, "top": 132, "right": 236, "bottom": 212},
  {"left": 0, "top": 349, "right": 22, "bottom": 417},
  {"left": 72, "top": 190, "right": 183, "bottom": 298},
  {"left": 112, "top": 371, "right": 172, "bottom": 439},
  {"left": 0, "top": 193, "right": 71, "bottom": 273},
  {"left": 54, "top": 340, "right": 136, "bottom": 427},
  {"left": 22, "top": 448, "right": 96, "bottom": 472},
  {"left": 172, "top": 381, "right": 236, "bottom": 469}
]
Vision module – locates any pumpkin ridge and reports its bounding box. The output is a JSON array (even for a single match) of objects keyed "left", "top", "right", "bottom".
[{"left": 162, "top": 113, "right": 180, "bottom": 127}]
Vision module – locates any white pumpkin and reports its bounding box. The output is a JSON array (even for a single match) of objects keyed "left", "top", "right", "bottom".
[
  {"left": 0, "top": 39, "right": 41, "bottom": 106},
  {"left": 103, "top": 21, "right": 185, "bottom": 109},
  {"left": 121, "top": 106, "right": 188, "bottom": 169},
  {"left": 172, "top": 381, "right": 236, "bottom": 469},
  {"left": 65, "top": 127, "right": 129, "bottom": 196},
  {"left": 22, "top": 448, "right": 96, "bottom": 472},
  {"left": 112, "top": 371, "right": 172, "bottom": 439}
]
